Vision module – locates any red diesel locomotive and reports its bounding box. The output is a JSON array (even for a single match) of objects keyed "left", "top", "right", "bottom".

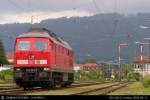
[{"left": 13, "top": 28, "right": 74, "bottom": 90}]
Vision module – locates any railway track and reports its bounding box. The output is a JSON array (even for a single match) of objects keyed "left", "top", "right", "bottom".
[
  {"left": 71, "top": 81, "right": 111, "bottom": 88},
  {"left": 0, "top": 81, "right": 113, "bottom": 95},
  {"left": 71, "top": 81, "right": 129, "bottom": 95},
  {"left": 0, "top": 81, "right": 129, "bottom": 95}
]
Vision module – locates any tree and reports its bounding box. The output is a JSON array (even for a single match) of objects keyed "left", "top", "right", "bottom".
[
  {"left": 82, "top": 58, "right": 97, "bottom": 64},
  {"left": 74, "top": 68, "right": 102, "bottom": 81},
  {"left": 0, "top": 40, "right": 9, "bottom": 65}
]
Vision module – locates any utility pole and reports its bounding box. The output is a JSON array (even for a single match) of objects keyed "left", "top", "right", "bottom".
[
  {"left": 118, "top": 43, "right": 127, "bottom": 81},
  {"left": 144, "top": 38, "right": 150, "bottom": 58},
  {"left": 31, "top": 16, "right": 33, "bottom": 25},
  {"left": 144, "top": 38, "right": 150, "bottom": 79},
  {"left": 140, "top": 43, "right": 144, "bottom": 81}
]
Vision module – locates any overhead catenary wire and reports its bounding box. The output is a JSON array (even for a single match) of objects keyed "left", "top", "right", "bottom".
[
  {"left": 0, "top": 0, "right": 34, "bottom": 39},
  {"left": 92, "top": 0, "right": 101, "bottom": 14},
  {"left": 6, "top": 0, "right": 38, "bottom": 24},
  {"left": 6, "top": 0, "right": 27, "bottom": 12},
  {"left": 91, "top": 0, "right": 119, "bottom": 37},
  {"left": 112, "top": 0, "right": 119, "bottom": 35}
]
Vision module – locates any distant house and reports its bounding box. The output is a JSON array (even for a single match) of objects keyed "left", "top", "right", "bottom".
[
  {"left": 73, "top": 63, "right": 99, "bottom": 72},
  {"left": 6, "top": 52, "right": 14, "bottom": 63},
  {"left": 81, "top": 63, "right": 99, "bottom": 71},
  {"left": 133, "top": 55, "right": 150, "bottom": 77}
]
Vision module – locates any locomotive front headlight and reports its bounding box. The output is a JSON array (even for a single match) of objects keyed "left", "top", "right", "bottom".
[
  {"left": 16, "top": 68, "right": 21, "bottom": 71},
  {"left": 43, "top": 68, "right": 50, "bottom": 71}
]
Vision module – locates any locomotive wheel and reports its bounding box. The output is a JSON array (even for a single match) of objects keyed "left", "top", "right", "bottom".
[
  {"left": 49, "top": 82, "right": 55, "bottom": 89},
  {"left": 68, "top": 83, "right": 72, "bottom": 86},
  {"left": 50, "top": 85, "right": 55, "bottom": 89},
  {"left": 61, "top": 82, "right": 72, "bottom": 87},
  {"left": 23, "top": 86, "right": 27, "bottom": 91},
  {"left": 42, "top": 82, "right": 49, "bottom": 89},
  {"left": 42, "top": 85, "right": 48, "bottom": 89},
  {"left": 61, "top": 83, "right": 67, "bottom": 87},
  {"left": 26, "top": 86, "right": 32, "bottom": 90},
  {"left": 30, "top": 87, "right": 33, "bottom": 90}
]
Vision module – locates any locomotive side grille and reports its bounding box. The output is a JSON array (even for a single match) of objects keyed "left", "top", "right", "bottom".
[{"left": 21, "top": 68, "right": 42, "bottom": 81}]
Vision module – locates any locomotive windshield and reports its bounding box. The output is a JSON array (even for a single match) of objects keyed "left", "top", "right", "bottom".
[
  {"left": 18, "top": 41, "right": 30, "bottom": 50},
  {"left": 34, "top": 40, "right": 46, "bottom": 50}
]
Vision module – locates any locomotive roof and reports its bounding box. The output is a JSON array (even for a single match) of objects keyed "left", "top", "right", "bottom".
[{"left": 17, "top": 28, "right": 72, "bottom": 50}]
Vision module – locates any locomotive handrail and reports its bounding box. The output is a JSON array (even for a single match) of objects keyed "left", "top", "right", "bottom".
[
  {"left": 0, "top": 65, "right": 12, "bottom": 71},
  {"left": 0, "top": 64, "right": 13, "bottom": 68}
]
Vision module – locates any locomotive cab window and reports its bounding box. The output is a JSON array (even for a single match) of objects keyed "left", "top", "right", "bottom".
[
  {"left": 34, "top": 40, "right": 46, "bottom": 50},
  {"left": 18, "top": 41, "right": 30, "bottom": 50}
]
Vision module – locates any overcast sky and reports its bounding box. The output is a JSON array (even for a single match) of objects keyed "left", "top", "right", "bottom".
[{"left": 0, "top": 0, "right": 150, "bottom": 24}]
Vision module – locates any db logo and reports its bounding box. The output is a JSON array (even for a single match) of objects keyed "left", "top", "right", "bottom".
[{"left": 29, "top": 54, "right": 34, "bottom": 60}]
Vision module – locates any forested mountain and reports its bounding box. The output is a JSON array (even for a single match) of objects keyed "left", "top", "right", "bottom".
[{"left": 1, "top": 13, "right": 150, "bottom": 63}]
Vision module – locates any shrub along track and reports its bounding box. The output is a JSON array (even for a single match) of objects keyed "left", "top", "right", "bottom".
[{"left": 0, "top": 81, "right": 113, "bottom": 95}]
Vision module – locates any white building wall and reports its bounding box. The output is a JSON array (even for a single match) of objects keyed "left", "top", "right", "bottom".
[
  {"left": 73, "top": 65, "right": 81, "bottom": 72},
  {"left": 134, "top": 63, "right": 150, "bottom": 77}
]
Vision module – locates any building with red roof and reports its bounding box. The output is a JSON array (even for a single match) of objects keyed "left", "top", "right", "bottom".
[
  {"left": 81, "top": 63, "right": 99, "bottom": 71},
  {"left": 6, "top": 52, "right": 14, "bottom": 63},
  {"left": 73, "top": 63, "right": 100, "bottom": 72}
]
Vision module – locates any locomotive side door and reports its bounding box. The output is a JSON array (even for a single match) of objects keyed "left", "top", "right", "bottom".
[
  {"left": 50, "top": 42, "right": 57, "bottom": 67},
  {"left": 51, "top": 43, "right": 56, "bottom": 66},
  {"left": 53, "top": 44, "right": 56, "bottom": 66}
]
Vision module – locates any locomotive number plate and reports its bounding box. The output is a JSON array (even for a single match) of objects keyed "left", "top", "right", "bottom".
[
  {"left": 28, "top": 60, "right": 35, "bottom": 64},
  {"left": 26, "top": 68, "right": 38, "bottom": 72}
]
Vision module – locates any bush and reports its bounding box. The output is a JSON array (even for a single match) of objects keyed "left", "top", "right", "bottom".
[
  {"left": 143, "top": 75, "right": 150, "bottom": 88},
  {"left": 133, "top": 73, "right": 140, "bottom": 81},
  {"left": 74, "top": 70, "right": 102, "bottom": 81},
  {"left": 126, "top": 72, "right": 140, "bottom": 81},
  {"left": 0, "top": 69, "right": 13, "bottom": 81},
  {"left": 82, "top": 58, "right": 97, "bottom": 64},
  {"left": 0, "top": 40, "right": 9, "bottom": 64}
]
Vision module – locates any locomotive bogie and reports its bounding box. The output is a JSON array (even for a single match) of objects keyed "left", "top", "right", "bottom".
[{"left": 14, "top": 67, "right": 74, "bottom": 89}]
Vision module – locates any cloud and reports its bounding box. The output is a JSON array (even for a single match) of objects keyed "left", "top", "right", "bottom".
[
  {"left": 1, "top": 0, "right": 150, "bottom": 14},
  {"left": 0, "top": 10, "right": 93, "bottom": 24},
  {"left": 0, "top": 0, "right": 150, "bottom": 23},
  {"left": 0, "top": 0, "right": 92, "bottom": 13}
]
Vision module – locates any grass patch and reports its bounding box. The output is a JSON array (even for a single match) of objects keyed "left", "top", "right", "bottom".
[
  {"left": 143, "top": 75, "right": 150, "bottom": 88},
  {"left": 109, "top": 82, "right": 150, "bottom": 95}
]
